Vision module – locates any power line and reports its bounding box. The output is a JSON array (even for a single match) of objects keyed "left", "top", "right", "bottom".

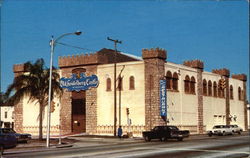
[{"left": 56, "top": 42, "right": 98, "bottom": 52}]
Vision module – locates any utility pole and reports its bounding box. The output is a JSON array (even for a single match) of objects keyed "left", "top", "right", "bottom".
[
  {"left": 118, "top": 66, "right": 125, "bottom": 127},
  {"left": 107, "top": 37, "right": 122, "bottom": 136}
]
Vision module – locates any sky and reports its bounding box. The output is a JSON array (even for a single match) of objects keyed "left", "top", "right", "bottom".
[{"left": 0, "top": 0, "right": 249, "bottom": 99}]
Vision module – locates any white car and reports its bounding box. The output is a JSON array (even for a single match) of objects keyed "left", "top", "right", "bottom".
[
  {"left": 228, "top": 125, "right": 243, "bottom": 134},
  {"left": 207, "top": 125, "right": 233, "bottom": 136}
]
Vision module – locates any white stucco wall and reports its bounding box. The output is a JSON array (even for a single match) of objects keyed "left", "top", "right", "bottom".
[
  {"left": 97, "top": 61, "right": 145, "bottom": 127},
  {"left": 166, "top": 63, "right": 198, "bottom": 128},
  {"left": 0, "top": 106, "right": 14, "bottom": 127},
  {"left": 229, "top": 78, "right": 245, "bottom": 130},
  {"left": 22, "top": 96, "right": 60, "bottom": 135},
  {"left": 203, "top": 72, "right": 226, "bottom": 130}
]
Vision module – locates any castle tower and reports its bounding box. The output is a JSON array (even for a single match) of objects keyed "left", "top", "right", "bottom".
[
  {"left": 232, "top": 74, "right": 248, "bottom": 130},
  {"left": 142, "top": 48, "right": 167, "bottom": 130},
  {"left": 183, "top": 60, "right": 204, "bottom": 134},
  {"left": 212, "top": 68, "right": 230, "bottom": 125},
  {"left": 12, "top": 64, "right": 29, "bottom": 133}
]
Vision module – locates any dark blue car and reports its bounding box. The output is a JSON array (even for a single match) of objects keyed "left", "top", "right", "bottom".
[
  {"left": 0, "top": 128, "right": 31, "bottom": 143},
  {"left": 0, "top": 131, "right": 17, "bottom": 155}
]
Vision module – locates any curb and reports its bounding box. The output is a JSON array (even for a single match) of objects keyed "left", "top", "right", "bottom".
[{"left": 3, "top": 143, "right": 74, "bottom": 155}]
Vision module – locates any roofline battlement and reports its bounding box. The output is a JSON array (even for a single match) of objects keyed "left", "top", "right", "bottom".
[
  {"left": 58, "top": 52, "right": 107, "bottom": 68},
  {"left": 183, "top": 60, "right": 204, "bottom": 70},
  {"left": 13, "top": 64, "right": 29, "bottom": 73},
  {"left": 232, "top": 74, "right": 247, "bottom": 81},
  {"left": 142, "top": 48, "right": 167, "bottom": 60},
  {"left": 212, "top": 68, "right": 230, "bottom": 77}
]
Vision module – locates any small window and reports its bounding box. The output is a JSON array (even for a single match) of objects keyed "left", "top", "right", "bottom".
[
  {"left": 190, "top": 76, "right": 196, "bottom": 94},
  {"left": 213, "top": 81, "right": 217, "bottom": 97},
  {"left": 184, "top": 75, "right": 190, "bottom": 93},
  {"left": 203, "top": 79, "right": 207, "bottom": 96},
  {"left": 106, "top": 78, "right": 111, "bottom": 91},
  {"left": 166, "top": 71, "right": 172, "bottom": 89},
  {"left": 172, "top": 72, "right": 178, "bottom": 91},
  {"left": 5, "top": 112, "right": 7, "bottom": 119},
  {"left": 230, "top": 85, "right": 233, "bottom": 99},
  {"left": 208, "top": 80, "right": 212, "bottom": 96},
  {"left": 218, "top": 81, "right": 221, "bottom": 97},
  {"left": 129, "top": 76, "right": 135, "bottom": 90},
  {"left": 238, "top": 87, "right": 241, "bottom": 100}
]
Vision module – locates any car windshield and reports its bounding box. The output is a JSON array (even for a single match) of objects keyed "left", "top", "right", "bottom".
[
  {"left": 2, "top": 128, "right": 16, "bottom": 134},
  {"left": 213, "top": 125, "right": 223, "bottom": 129},
  {"left": 168, "top": 126, "right": 178, "bottom": 130}
]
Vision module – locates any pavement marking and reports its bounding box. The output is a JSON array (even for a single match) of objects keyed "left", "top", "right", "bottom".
[{"left": 55, "top": 145, "right": 250, "bottom": 158}]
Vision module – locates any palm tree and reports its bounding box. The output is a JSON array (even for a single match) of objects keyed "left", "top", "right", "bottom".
[
  {"left": 0, "top": 92, "right": 8, "bottom": 107},
  {"left": 5, "top": 58, "right": 63, "bottom": 140}
]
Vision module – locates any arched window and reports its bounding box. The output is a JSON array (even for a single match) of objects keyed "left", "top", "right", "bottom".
[
  {"left": 166, "top": 71, "right": 172, "bottom": 90},
  {"left": 190, "top": 76, "right": 196, "bottom": 94},
  {"left": 184, "top": 75, "right": 190, "bottom": 93},
  {"left": 106, "top": 78, "right": 111, "bottom": 91},
  {"left": 230, "top": 85, "right": 233, "bottom": 99},
  {"left": 129, "top": 76, "right": 135, "bottom": 90},
  {"left": 218, "top": 81, "right": 222, "bottom": 97},
  {"left": 238, "top": 87, "right": 241, "bottom": 100},
  {"left": 208, "top": 80, "right": 212, "bottom": 96},
  {"left": 213, "top": 81, "right": 217, "bottom": 97},
  {"left": 203, "top": 79, "right": 207, "bottom": 96},
  {"left": 172, "top": 72, "right": 178, "bottom": 91}
]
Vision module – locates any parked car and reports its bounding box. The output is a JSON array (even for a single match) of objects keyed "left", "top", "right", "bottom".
[
  {"left": 0, "top": 131, "right": 17, "bottom": 155},
  {"left": 207, "top": 125, "right": 233, "bottom": 136},
  {"left": 0, "top": 128, "right": 31, "bottom": 143},
  {"left": 142, "top": 126, "right": 190, "bottom": 142},
  {"left": 228, "top": 125, "right": 243, "bottom": 134}
]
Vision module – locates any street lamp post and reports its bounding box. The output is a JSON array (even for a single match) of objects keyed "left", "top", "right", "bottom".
[{"left": 47, "top": 31, "right": 81, "bottom": 148}]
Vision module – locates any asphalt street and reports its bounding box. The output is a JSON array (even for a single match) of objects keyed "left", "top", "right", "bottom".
[{"left": 2, "top": 134, "right": 250, "bottom": 158}]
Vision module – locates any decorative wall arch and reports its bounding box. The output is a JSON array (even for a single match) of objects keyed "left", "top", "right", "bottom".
[
  {"left": 166, "top": 71, "right": 172, "bottom": 89},
  {"left": 184, "top": 75, "right": 190, "bottom": 93},
  {"left": 129, "top": 76, "right": 135, "bottom": 90},
  {"left": 203, "top": 79, "right": 207, "bottom": 96},
  {"left": 172, "top": 72, "right": 179, "bottom": 91},
  {"left": 208, "top": 80, "right": 212, "bottom": 96}
]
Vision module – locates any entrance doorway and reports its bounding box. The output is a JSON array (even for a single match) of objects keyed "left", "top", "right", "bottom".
[{"left": 71, "top": 68, "right": 86, "bottom": 133}]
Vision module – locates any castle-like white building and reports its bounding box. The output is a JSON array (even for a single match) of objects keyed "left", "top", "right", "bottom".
[{"left": 12, "top": 48, "right": 248, "bottom": 136}]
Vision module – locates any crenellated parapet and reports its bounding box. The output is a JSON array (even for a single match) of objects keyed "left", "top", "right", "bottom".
[
  {"left": 212, "top": 68, "right": 230, "bottom": 77},
  {"left": 13, "top": 64, "right": 29, "bottom": 73},
  {"left": 183, "top": 60, "right": 204, "bottom": 70},
  {"left": 142, "top": 48, "right": 167, "bottom": 60},
  {"left": 232, "top": 74, "right": 247, "bottom": 81},
  {"left": 58, "top": 48, "right": 140, "bottom": 68},
  {"left": 58, "top": 53, "right": 107, "bottom": 68}
]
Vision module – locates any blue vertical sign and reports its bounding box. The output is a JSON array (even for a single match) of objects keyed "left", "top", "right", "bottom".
[{"left": 159, "top": 79, "right": 167, "bottom": 117}]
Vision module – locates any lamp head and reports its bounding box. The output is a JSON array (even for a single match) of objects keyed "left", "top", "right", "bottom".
[{"left": 75, "top": 31, "right": 82, "bottom": 35}]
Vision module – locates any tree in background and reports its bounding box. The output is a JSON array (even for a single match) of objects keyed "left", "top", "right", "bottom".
[{"left": 5, "top": 58, "right": 62, "bottom": 140}]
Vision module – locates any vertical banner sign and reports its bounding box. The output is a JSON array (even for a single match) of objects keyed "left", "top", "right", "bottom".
[{"left": 159, "top": 79, "right": 167, "bottom": 117}]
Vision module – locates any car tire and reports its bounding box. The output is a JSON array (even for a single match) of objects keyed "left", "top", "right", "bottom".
[
  {"left": 144, "top": 136, "right": 151, "bottom": 142},
  {"left": 222, "top": 131, "right": 226, "bottom": 136},
  {"left": 208, "top": 132, "right": 213, "bottom": 137},
  {"left": 0, "top": 145, "right": 3, "bottom": 156},
  {"left": 160, "top": 137, "right": 165, "bottom": 141},
  {"left": 238, "top": 131, "right": 241, "bottom": 135}
]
